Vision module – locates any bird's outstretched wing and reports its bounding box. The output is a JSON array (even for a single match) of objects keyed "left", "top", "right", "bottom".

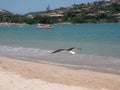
[
  {"left": 51, "top": 47, "right": 82, "bottom": 54},
  {"left": 67, "top": 47, "right": 75, "bottom": 51},
  {"left": 68, "top": 47, "right": 82, "bottom": 51},
  {"left": 51, "top": 49, "right": 65, "bottom": 54}
]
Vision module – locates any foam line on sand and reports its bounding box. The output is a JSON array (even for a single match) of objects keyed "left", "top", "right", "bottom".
[{"left": 0, "top": 56, "right": 120, "bottom": 90}]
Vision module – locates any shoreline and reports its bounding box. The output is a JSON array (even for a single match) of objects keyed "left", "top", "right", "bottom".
[
  {"left": 3, "top": 54, "right": 120, "bottom": 76},
  {"left": 0, "top": 56, "right": 120, "bottom": 90}
]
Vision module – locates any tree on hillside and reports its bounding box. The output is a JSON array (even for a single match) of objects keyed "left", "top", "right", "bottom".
[{"left": 46, "top": 5, "right": 50, "bottom": 12}]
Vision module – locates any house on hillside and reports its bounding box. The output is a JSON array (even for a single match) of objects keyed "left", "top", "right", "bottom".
[
  {"left": 26, "top": 14, "right": 34, "bottom": 19},
  {"left": 113, "top": 13, "right": 120, "bottom": 19},
  {"left": 86, "top": 14, "right": 96, "bottom": 18}
]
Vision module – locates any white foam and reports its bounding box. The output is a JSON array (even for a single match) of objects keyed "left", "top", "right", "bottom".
[
  {"left": 0, "top": 45, "right": 51, "bottom": 57},
  {"left": 0, "top": 45, "right": 120, "bottom": 72}
]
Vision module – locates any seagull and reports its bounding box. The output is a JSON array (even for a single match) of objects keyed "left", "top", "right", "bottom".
[{"left": 51, "top": 47, "right": 82, "bottom": 55}]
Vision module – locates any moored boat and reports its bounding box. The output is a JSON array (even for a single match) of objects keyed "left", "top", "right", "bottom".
[{"left": 37, "top": 24, "right": 53, "bottom": 29}]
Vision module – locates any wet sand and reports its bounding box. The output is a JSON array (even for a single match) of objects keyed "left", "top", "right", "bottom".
[{"left": 0, "top": 56, "right": 120, "bottom": 90}]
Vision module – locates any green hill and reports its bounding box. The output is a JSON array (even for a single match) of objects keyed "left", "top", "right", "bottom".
[
  {"left": 1, "top": 0, "right": 120, "bottom": 24},
  {"left": 25, "top": 0, "right": 120, "bottom": 23}
]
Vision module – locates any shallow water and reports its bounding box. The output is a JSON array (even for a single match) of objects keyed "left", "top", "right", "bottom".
[{"left": 0, "top": 23, "right": 120, "bottom": 73}]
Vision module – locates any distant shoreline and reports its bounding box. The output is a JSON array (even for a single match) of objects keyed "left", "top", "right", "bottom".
[
  {"left": 0, "top": 22, "right": 119, "bottom": 26},
  {"left": 0, "top": 22, "right": 27, "bottom": 26}
]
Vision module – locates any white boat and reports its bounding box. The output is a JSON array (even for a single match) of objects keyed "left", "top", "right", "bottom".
[{"left": 37, "top": 24, "right": 53, "bottom": 29}]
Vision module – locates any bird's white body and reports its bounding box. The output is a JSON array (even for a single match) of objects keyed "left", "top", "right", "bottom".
[{"left": 69, "top": 51, "right": 75, "bottom": 55}]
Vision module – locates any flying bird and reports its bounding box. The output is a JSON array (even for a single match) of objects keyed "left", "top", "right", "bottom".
[{"left": 51, "top": 47, "right": 82, "bottom": 55}]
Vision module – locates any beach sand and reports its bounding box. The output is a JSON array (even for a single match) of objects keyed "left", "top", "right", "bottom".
[{"left": 0, "top": 56, "right": 120, "bottom": 90}]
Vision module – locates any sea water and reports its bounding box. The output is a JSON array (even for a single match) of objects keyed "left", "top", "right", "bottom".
[{"left": 0, "top": 23, "right": 120, "bottom": 73}]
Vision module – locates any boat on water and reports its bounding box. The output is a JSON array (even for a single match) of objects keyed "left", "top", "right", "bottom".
[{"left": 37, "top": 24, "right": 53, "bottom": 29}]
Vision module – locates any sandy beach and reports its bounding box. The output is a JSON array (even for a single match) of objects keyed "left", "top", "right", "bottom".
[{"left": 0, "top": 56, "right": 120, "bottom": 90}]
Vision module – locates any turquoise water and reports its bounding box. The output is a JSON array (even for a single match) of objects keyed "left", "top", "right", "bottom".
[
  {"left": 0, "top": 23, "right": 120, "bottom": 57},
  {"left": 0, "top": 23, "right": 120, "bottom": 72}
]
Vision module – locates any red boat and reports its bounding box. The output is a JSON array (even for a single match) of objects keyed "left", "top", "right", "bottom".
[{"left": 37, "top": 24, "right": 53, "bottom": 29}]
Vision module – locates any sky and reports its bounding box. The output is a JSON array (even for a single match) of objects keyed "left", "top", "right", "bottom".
[{"left": 0, "top": 0, "right": 97, "bottom": 14}]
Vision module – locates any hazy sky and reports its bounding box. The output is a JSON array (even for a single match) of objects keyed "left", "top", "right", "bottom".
[{"left": 0, "top": 0, "right": 97, "bottom": 14}]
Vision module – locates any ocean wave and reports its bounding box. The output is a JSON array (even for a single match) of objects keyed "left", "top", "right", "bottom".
[
  {"left": 0, "top": 45, "right": 120, "bottom": 73},
  {"left": 0, "top": 45, "right": 51, "bottom": 57}
]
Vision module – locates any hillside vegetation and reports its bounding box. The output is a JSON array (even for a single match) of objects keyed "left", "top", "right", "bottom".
[{"left": 0, "top": 0, "right": 120, "bottom": 24}]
